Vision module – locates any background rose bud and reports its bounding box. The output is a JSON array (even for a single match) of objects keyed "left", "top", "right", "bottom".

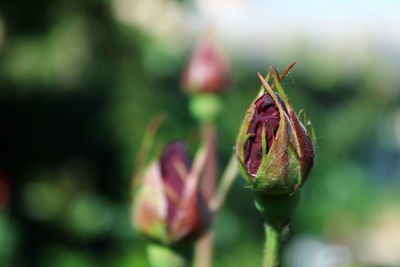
[
  {"left": 236, "top": 71, "right": 315, "bottom": 195},
  {"left": 182, "top": 35, "right": 231, "bottom": 94},
  {"left": 133, "top": 141, "right": 211, "bottom": 244},
  {"left": 0, "top": 170, "right": 11, "bottom": 208}
]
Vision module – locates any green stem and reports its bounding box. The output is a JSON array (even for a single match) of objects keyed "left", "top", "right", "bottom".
[
  {"left": 189, "top": 94, "right": 222, "bottom": 123},
  {"left": 263, "top": 224, "right": 282, "bottom": 267},
  {"left": 147, "top": 243, "right": 192, "bottom": 267},
  {"left": 254, "top": 193, "right": 300, "bottom": 267}
]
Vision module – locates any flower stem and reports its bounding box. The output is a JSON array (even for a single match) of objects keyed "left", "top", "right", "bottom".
[
  {"left": 263, "top": 224, "right": 283, "bottom": 267},
  {"left": 210, "top": 153, "right": 238, "bottom": 211},
  {"left": 254, "top": 193, "right": 300, "bottom": 267},
  {"left": 194, "top": 122, "right": 217, "bottom": 267},
  {"left": 200, "top": 122, "right": 218, "bottom": 201},
  {"left": 194, "top": 231, "right": 214, "bottom": 267},
  {"left": 147, "top": 243, "right": 192, "bottom": 267}
]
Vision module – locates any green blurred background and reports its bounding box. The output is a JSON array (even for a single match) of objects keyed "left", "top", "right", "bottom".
[{"left": 1, "top": 0, "right": 400, "bottom": 266}]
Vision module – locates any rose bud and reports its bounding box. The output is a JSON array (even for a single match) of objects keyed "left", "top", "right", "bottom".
[
  {"left": 182, "top": 35, "right": 231, "bottom": 94},
  {"left": 236, "top": 68, "right": 315, "bottom": 195},
  {"left": 133, "top": 141, "right": 212, "bottom": 244}
]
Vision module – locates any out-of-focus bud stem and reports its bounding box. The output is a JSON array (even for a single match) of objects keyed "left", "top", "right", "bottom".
[
  {"left": 189, "top": 93, "right": 222, "bottom": 122},
  {"left": 147, "top": 243, "right": 193, "bottom": 267},
  {"left": 210, "top": 154, "right": 238, "bottom": 212},
  {"left": 193, "top": 122, "right": 218, "bottom": 267}
]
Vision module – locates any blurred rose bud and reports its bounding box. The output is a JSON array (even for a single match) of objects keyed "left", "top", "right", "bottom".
[
  {"left": 182, "top": 35, "right": 231, "bottom": 94},
  {"left": 236, "top": 69, "right": 315, "bottom": 195},
  {"left": 133, "top": 141, "right": 212, "bottom": 244},
  {"left": 0, "top": 170, "right": 10, "bottom": 208}
]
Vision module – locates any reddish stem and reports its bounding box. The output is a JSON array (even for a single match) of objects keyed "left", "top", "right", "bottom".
[
  {"left": 195, "top": 122, "right": 217, "bottom": 267},
  {"left": 201, "top": 123, "right": 218, "bottom": 202}
]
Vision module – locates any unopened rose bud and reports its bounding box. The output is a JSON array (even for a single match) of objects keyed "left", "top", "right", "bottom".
[
  {"left": 133, "top": 141, "right": 211, "bottom": 244},
  {"left": 236, "top": 68, "right": 315, "bottom": 195},
  {"left": 182, "top": 35, "right": 231, "bottom": 94}
]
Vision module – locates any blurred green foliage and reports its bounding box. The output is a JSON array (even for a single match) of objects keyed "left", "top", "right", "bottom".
[{"left": 0, "top": 0, "right": 400, "bottom": 267}]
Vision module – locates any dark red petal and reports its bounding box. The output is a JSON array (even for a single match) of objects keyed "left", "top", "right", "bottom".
[
  {"left": 160, "top": 141, "right": 191, "bottom": 224},
  {"left": 244, "top": 93, "right": 281, "bottom": 175},
  {"left": 288, "top": 110, "right": 315, "bottom": 182}
]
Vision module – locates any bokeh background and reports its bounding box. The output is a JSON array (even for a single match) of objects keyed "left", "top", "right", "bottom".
[{"left": 1, "top": 0, "right": 400, "bottom": 266}]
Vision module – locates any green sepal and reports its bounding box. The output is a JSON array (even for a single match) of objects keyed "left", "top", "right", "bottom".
[
  {"left": 237, "top": 156, "right": 253, "bottom": 184},
  {"left": 235, "top": 109, "right": 255, "bottom": 162},
  {"left": 273, "top": 75, "right": 303, "bottom": 157},
  {"left": 133, "top": 163, "right": 170, "bottom": 244},
  {"left": 272, "top": 74, "right": 290, "bottom": 107},
  {"left": 299, "top": 110, "right": 317, "bottom": 147}
]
